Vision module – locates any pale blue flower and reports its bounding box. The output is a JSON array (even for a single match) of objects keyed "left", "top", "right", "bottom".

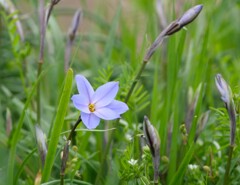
[{"left": 71, "top": 75, "right": 129, "bottom": 129}]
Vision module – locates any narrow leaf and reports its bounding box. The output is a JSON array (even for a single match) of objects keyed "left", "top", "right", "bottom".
[
  {"left": 41, "top": 68, "right": 73, "bottom": 182},
  {"left": 169, "top": 142, "right": 195, "bottom": 185}
]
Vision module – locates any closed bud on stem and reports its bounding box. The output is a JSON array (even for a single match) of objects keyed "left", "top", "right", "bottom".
[
  {"left": 165, "top": 4, "right": 203, "bottom": 36},
  {"left": 65, "top": 10, "right": 82, "bottom": 72},
  {"left": 177, "top": 5, "right": 203, "bottom": 28},
  {"left": 69, "top": 10, "right": 82, "bottom": 42},
  {"left": 180, "top": 124, "right": 187, "bottom": 135},
  {"left": 144, "top": 4, "right": 203, "bottom": 61},
  {"left": 143, "top": 116, "right": 160, "bottom": 183},
  {"left": 215, "top": 74, "right": 236, "bottom": 146},
  {"left": 180, "top": 124, "right": 188, "bottom": 145},
  {"left": 35, "top": 125, "right": 48, "bottom": 168},
  {"left": 215, "top": 74, "right": 231, "bottom": 105},
  {"left": 161, "top": 155, "right": 169, "bottom": 164}
]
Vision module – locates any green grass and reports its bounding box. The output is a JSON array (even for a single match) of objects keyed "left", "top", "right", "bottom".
[{"left": 1, "top": 0, "right": 240, "bottom": 185}]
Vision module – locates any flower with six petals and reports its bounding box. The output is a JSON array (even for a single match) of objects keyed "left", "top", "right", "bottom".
[{"left": 71, "top": 75, "right": 129, "bottom": 129}]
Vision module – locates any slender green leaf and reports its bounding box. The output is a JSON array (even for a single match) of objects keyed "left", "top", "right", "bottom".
[
  {"left": 169, "top": 142, "right": 195, "bottom": 185},
  {"left": 41, "top": 68, "right": 73, "bottom": 182}
]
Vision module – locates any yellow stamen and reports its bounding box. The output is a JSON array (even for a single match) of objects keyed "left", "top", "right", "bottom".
[{"left": 88, "top": 103, "right": 95, "bottom": 112}]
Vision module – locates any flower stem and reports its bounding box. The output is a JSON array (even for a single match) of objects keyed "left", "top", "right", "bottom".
[
  {"left": 223, "top": 145, "right": 234, "bottom": 185},
  {"left": 37, "top": 0, "right": 46, "bottom": 125},
  {"left": 67, "top": 115, "right": 82, "bottom": 141},
  {"left": 60, "top": 115, "right": 82, "bottom": 185},
  {"left": 124, "top": 61, "right": 148, "bottom": 103}
]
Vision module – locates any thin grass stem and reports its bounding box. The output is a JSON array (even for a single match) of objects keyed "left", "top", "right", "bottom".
[{"left": 37, "top": 0, "right": 46, "bottom": 125}]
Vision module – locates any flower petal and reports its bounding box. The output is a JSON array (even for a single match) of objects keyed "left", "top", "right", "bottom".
[
  {"left": 92, "top": 82, "right": 119, "bottom": 107},
  {"left": 107, "top": 100, "right": 129, "bottom": 114},
  {"left": 71, "top": 94, "right": 90, "bottom": 113},
  {"left": 94, "top": 107, "right": 120, "bottom": 120},
  {"left": 81, "top": 112, "right": 100, "bottom": 129},
  {"left": 75, "top": 75, "right": 94, "bottom": 102}
]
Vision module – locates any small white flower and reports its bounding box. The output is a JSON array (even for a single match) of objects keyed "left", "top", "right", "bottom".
[
  {"left": 188, "top": 164, "right": 198, "bottom": 170},
  {"left": 128, "top": 159, "right": 138, "bottom": 166}
]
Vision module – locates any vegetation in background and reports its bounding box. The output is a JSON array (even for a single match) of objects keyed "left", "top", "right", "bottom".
[{"left": 0, "top": 0, "right": 240, "bottom": 184}]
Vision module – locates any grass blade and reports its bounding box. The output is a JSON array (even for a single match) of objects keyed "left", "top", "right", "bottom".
[
  {"left": 41, "top": 68, "right": 73, "bottom": 182},
  {"left": 169, "top": 142, "right": 195, "bottom": 185}
]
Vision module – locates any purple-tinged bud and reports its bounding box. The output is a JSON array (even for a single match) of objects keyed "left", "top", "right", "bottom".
[
  {"left": 144, "top": 4, "right": 203, "bottom": 61},
  {"left": 35, "top": 125, "right": 48, "bottom": 168},
  {"left": 215, "top": 74, "right": 231, "bottom": 105},
  {"left": 69, "top": 10, "right": 82, "bottom": 42},
  {"left": 215, "top": 74, "right": 236, "bottom": 146},
  {"left": 177, "top": 5, "right": 203, "bottom": 28},
  {"left": 195, "top": 111, "right": 210, "bottom": 141},
  {"left": 143, "top": 116, "right": 160, "bottom": 183},
  {"left": 65, "top": 10, "right": 82, "bottom": 72},
  {"left": 165, "top": 5, "right": 203, "bottom": 36},
  {"left": 185, "top": 84, "right": 202, "bottom": 133}
]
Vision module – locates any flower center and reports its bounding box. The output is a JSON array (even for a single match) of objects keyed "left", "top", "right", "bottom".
[{"left": 88, "top": 103, "right": 96, "bottom": 112}]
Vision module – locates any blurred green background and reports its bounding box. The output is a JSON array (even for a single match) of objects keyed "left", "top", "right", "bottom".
[{"left": 1, "top": 0, "right": 240, "bottom": 184}]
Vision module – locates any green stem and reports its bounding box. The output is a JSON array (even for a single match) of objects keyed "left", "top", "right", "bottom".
[
  {"left": 37, "top": 0, "right": 46, "bottom": 125},
  {"left": 223, "top": 145, "right": 234, "bottom": 185},
  {"left": 124, "top": 61, "right": 147, "bottom": 103},
  {"left": 67, "top": 116, "right": 82, "bottom": 141},
  {"left": 94, "top": 127, "right": 114, "bottom": 184},
  {"left": 37, "top": 60, "right": 43, "bottom": 125}
]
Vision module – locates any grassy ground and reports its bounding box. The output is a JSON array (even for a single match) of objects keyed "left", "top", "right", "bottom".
[{"left": 1, "top": 0, "right": 240, "bottom": 184}]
